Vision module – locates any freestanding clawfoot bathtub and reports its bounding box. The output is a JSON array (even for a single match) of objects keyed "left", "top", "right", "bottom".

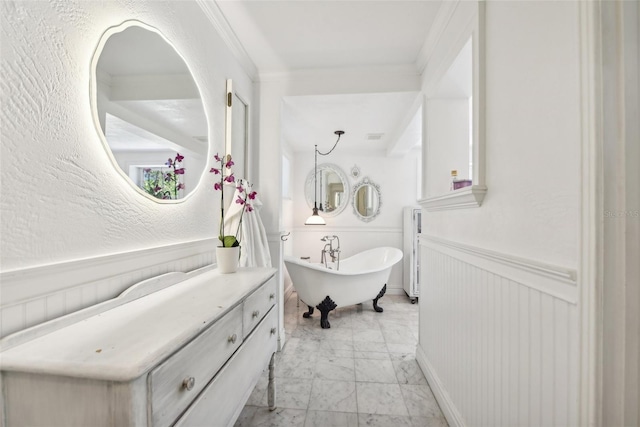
[{"left": 284, "top": 247, "right": 403, "bottom": 328}]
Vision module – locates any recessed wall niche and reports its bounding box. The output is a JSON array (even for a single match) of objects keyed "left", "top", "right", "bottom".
[
  {"left": 90, "top": 20, "right": 208, "bottom": 202},
  {"left": 421, "top": 2, "right": 487, "bottom": 211}
]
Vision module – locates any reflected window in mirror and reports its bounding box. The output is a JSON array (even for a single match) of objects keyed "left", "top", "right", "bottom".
[
  {"left": 352, "top": 178, "right": 381, "bottom": 222},
  {"left": 305, "top": 163, "right": 349, "bottom": 217},
  {"left": 90, "top": 20, "right": 208, "bottom": 202}
]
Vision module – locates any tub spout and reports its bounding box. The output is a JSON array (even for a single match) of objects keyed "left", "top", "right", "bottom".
[{"left": 321, "top": 243, "right": 332, "bottom": 268}]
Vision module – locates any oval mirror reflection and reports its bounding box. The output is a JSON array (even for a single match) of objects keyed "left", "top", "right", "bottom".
[
  {"left": 91, "top": 21, "right": 208, "bottom": 201},
  {"left": 304, "top": 163, "right": 349, "bottom": 217},
  {"left": 352, "top": 178, "right": 381, "bottom": 222}
]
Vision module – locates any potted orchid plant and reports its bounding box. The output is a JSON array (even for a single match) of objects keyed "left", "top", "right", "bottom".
[{"left": 210, "top": 153, "right": 257, "bottom": 248}]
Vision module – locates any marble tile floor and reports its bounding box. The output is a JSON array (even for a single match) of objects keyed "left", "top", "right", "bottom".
[{"left": 235, "top": 291, "right": 448, "bottom": 427}]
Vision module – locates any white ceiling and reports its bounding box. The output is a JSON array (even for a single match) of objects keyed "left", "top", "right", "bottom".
[
  {"left": 216, "top": 0, "right": 442, "bottom": 74},
  {"left": 281, "top": 92, "right": 422, "bottom": 154},
  {"left": 215, "top": 0, "right": 445, "bottom": 153}
]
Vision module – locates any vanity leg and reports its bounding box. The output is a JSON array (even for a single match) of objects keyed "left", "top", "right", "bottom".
[
  {"left": 373, "top": 284, "right": 387, "bottom": 313},
  {"left": 303, "top": 305, "right": 314, "bottom": 318},
  {"left": 316, "top": 296, "right": 337, "bottom": 329},
  {"left": 268, "top": 352, "right": 276, "bottom": 411}
]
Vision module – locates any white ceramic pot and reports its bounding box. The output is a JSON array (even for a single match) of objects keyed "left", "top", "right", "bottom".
[{"left": 216, "top": 246, "right": 240, "bottom": 273}]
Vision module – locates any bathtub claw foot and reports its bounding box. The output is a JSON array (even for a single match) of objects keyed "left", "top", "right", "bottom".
[
  {"left": 316, "top": 296, "right": 337, "bottom": 329},
  {"left": 373, "top": 284, "right": 387, "bottom": 313},
  {"left": 303, "top": 305, "right": 314, "bottom": 318}
]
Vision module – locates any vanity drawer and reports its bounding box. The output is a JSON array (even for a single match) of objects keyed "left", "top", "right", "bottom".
[
  {"left": 175, "top": 307, "right": 278, "bottom": 427},
  {"left": 242, "top": 277, "right": 277, "bottom": 336},
  {"left": 149, "top": 304, "right": 243, "bottom": 427}
]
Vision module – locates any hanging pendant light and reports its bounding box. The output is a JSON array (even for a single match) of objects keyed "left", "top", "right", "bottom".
[
  {"left": 305, "top": 144, "right": 326, "bottom": 225},
  {"left": 305, "top": 131, "right": 344, "bottom": 225}
]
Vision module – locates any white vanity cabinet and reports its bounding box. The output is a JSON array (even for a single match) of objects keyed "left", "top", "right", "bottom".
[{"left": 0, "top": 267, "right": 278, "bottom": 427}]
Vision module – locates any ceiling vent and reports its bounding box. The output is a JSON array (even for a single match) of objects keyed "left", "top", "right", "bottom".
[{"left": 366, "top": 133, "right": 384, "bottom": 141}]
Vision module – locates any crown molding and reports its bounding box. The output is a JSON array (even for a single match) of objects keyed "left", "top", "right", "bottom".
[
  {"left": 196, "top": 0, "right": 259, "bottom": 80},
  {"left": 415, "top": 0, "right": 460, "bottom": 74}
]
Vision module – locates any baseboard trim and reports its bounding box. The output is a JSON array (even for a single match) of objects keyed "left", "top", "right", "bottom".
[
  {"left": 416, "top": 344, "right": 465, "bottom": 427},
  {"left": 284, "top": 282, "right": 294, "bottom": 302},
  {"left": 386, "top": 287, "right": 406, "bottom": 296}
]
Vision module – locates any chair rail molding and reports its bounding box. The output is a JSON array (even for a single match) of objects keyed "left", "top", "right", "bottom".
[{"left": 420, "top": 235, "right": 577, "bottom": 303}]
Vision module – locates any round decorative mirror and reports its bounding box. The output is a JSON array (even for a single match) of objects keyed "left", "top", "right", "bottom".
[
  {"left": 305, "top": 163, "right": 349, "bottom": 217},
  {"left": 352, "top": 177, "right": 381, "bottom": 222},
  {"left": 90, "top": 21, "right": 208, "bottom": 202}
]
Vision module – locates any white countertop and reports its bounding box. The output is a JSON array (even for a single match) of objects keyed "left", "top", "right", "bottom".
[{"left": 0, "top": 268, "right": 276, "bottom": 381}]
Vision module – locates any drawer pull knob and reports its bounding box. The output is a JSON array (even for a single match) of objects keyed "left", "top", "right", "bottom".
[
  {"left": 182, "top": 377, "right": 195, "bottom": 391},
  {"left": 270, "top": 327, "right": 277, "bottom": 335},
  {"left": 269, "top": 293, "right": 275, "bottom": 300},
  {"left": 252, "top": 310, "right": 260, "bottom": 318},
  {"left": 228, "top": 334, "right": 237, "bottom": 344}
]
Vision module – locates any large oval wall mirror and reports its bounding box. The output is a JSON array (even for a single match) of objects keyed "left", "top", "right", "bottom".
[
  {"left": 352, "top": 177, "right": 381, "bottom": 222},
  {"left": 305, "top": 163, "right": 349, "bottom": 217},
  {"left": 90, "top": 21, "right": 208, "bottom": 201}
]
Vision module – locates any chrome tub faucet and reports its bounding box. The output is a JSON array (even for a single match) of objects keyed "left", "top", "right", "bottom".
[{"left": 320, "top": 235, "right": 340, "bottom": 269}]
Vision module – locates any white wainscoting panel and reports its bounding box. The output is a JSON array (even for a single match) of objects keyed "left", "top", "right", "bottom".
[
  {"left": 0, "top": 238, "right": 217, "bottom": 339},
  {"left": 417, "top": 235, "right": 579, "bottom": 427}
]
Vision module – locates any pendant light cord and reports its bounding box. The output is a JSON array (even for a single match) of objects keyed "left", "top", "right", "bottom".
[
  {"left": 314, "top": 144, "right": 318, "bottom": 206},
  {"left": 317, "top": 131, "right": 343, "bottom": 156}
]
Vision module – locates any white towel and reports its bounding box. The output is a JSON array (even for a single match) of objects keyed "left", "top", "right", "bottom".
[{"left": 223, "top": 188, "right": 272, "bottom": 268}]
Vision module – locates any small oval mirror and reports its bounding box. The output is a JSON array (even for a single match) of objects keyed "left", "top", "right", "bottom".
[
  {"left": 90, "top": 21, "right": 208, "bottom": 202},
  {"left": 352, "top": 178, "right": 381, "bottom": 222},
  {"left": 304, "top": 163, "right": 349, "bottom": 217}
]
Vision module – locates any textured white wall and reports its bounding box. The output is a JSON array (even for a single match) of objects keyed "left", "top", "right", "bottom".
[{"left": 0, "top": 1, "right": 254, "bottom": 271}]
